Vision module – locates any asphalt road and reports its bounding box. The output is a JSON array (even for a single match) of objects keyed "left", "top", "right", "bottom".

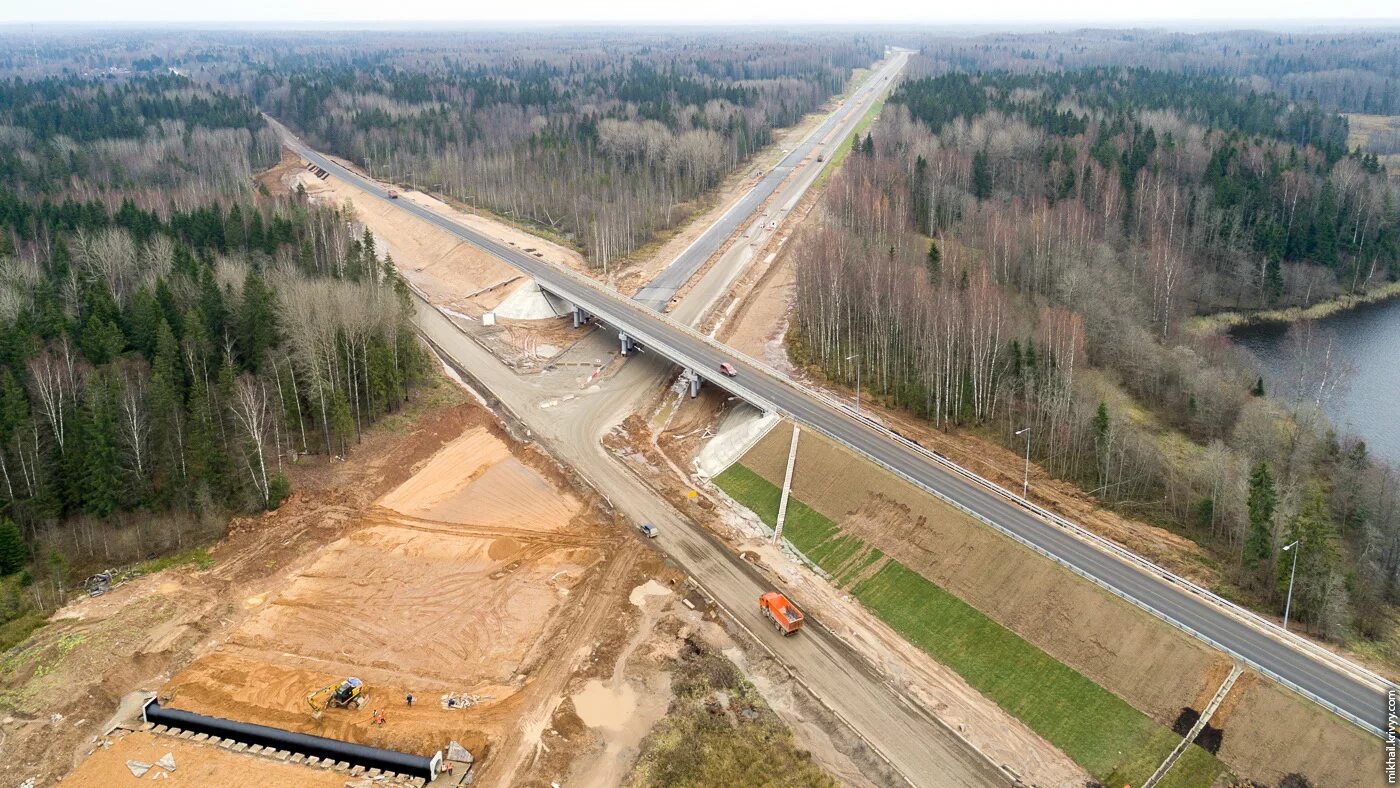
[
  {"left": 412, "top": 301, "right": 1007, "bottom": 787},
  {"left": 634, "top": 50, "right": 909, "bottom": 310},
  {"left": 281, "top": 126, "right": 1391, "bottom": 736}
]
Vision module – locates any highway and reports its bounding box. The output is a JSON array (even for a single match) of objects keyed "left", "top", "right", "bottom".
[
  {"left": 634, "top": 50, "right": 909, "bottom": 310},
  {"left": 282, "top": 127, "right": 1391, "bottom": 738},
  {"left": 412, "top": 300, "right": 1007, "bottom": 787}
]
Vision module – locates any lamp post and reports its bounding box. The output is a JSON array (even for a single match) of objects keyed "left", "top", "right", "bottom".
[
  {"left": 1014, "top": 427, "right": 1031, "bottom": 499},
  {"left": 845, "top": 354, "right": 861, "bottom": 416},
  {"left": 1281, "top": 540, "right": 1301, "bottom": 630}
]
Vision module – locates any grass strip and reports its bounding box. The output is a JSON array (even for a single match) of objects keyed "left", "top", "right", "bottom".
[{"left": 715, "top": 462, "right": 1227, "bottom": 786}]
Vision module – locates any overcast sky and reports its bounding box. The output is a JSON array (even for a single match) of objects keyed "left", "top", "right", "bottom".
[{"left": 4, "top": 0, "right": 1398, "bottom": 24}]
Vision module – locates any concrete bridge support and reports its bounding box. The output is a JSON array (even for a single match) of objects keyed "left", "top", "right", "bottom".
[
  {"left": 619, "top": 332, "right": 636, "bottom": 355},
  {"left": 682, "top": 368, "right": 702, "bottom": 398}
]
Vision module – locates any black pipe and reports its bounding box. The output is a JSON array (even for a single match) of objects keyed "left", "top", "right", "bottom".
[{"left": 141, "top": 699, "right": 438, "bottom": 781}]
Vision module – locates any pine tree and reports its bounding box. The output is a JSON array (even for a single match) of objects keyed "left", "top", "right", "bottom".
[
  {"left": 1252, "top": 377, "right": 1266, "bottom": 397},
  {"left": 0, "top": 518, "right": 25, "bottom": 574},
  {"left": 81, "top": 372, "right": 122, "bottom": 517},
  {"left": 1277, "top": 485, "right": 1343, "bottom": 628},
  {"left": 926, "top": 238, "right": 942, "bottom": 282},
  {"left": 972, "top": 148, "right": 993, "bottom": 200},
  {"left": 1244, "top": 461, "right": 1276, "bottom": 567},
  {"left": 238, "top": 270, "right": 277, "bottom": 372}
]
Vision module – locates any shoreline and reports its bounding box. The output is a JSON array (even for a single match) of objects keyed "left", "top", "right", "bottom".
[{"left": 1190, "top": 279, "right": 1400, "bottom": 334}]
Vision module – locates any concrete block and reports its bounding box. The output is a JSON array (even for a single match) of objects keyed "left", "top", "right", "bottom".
[
  {"left": 289, "top": 754, "right": 304, "bottom": 764},
  {"left": 350, "top": 766, "right": 365, "bottom": 775},
  {"left": 367, "top": 769, "right": 381, "bottom": 777},
  {"left": 178, "top": 731, "right": 193, "bottom": 739},
  {"left": 141, "top": 722, "right": 154, "bottom": 731},
  {"left": 232, "top": 743, "right": 247, "bottom": 752},
  {"left": 218, "top": 739, "right": 234, "bottom": 750},
  {"left": 248, "top": 744, "right": 263, "bottom": 754},
  {"left": 305, "top": 756, "right": 320, "bottom": 766},
  {"left": 274, "top": 750, "right": 290, "bottom": 761},
  {"left": 192, "top": 733, "right": 209, "bottom": 742}
]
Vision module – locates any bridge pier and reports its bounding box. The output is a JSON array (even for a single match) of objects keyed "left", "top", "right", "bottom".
[
  {"left": 571, "top": 306, "right": 590, "bottom": 328},
  {"left": 682, "top": 368, "right": 701, "bottom": 398},
  {"left": 619, "top": 332, "right": 635, "bottom": 355}
]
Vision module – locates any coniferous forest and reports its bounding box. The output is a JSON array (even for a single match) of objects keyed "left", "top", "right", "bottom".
[{"left": 0, "top": 71, "right": 424, "bottom": 628}]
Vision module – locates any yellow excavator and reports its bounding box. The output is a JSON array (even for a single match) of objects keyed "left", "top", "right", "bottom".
[{"left": 306, "top": 677, "right": 366, "bottom": 718}]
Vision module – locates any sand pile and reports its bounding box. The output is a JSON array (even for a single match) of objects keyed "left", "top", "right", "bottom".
[{"left": 493, "top": 279, "right": 573, "bottom": 320}]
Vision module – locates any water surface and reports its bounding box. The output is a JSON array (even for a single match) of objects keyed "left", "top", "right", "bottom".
[{"left": 1232, "top": 297, "right": 1400, "bottom": 464}]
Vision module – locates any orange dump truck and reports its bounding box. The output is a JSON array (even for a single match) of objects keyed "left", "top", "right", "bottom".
[{"left": 759, "top": 591, "right": 804, "bottom": 635}]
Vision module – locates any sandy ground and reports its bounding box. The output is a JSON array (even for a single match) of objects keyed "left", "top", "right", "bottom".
[
  {"left": 0, "top": 381, "right": 479, "bottom": 787},
  {"left": 156, "top": 420, "right": 633, "bottom": 783},
  {"left": 64, "top": 730, "right": 352, "bottom": 787},
  {"left": 270, "top": 154, "right": 549, "bottom": 316},
  {"left": 2, "top": 371, "right": 683, "bottom": 788}
]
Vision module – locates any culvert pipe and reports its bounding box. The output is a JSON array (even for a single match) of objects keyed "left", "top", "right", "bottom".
[{"left": 141, "top": 699, "right": 439, "bottom": 781}]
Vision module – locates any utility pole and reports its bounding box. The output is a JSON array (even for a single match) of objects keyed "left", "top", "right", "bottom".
[
  {"left": 1015, "top": 427, "right": 1031, "bottom": 499},
  {"left": 1282, "top": 540, "right": 1300, "bottom": 630},
  {"left": 845, "top": 354, "right": 861, "bottom": 416}
]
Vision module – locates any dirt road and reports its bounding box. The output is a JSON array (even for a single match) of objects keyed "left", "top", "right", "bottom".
[{"left": 414, "top": 299, "right": 1007, "bottom": 787}]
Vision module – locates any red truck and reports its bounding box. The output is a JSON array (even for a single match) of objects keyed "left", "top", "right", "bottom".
[{"left": 759, "top": 592, "right": 804, "bottom": 635}]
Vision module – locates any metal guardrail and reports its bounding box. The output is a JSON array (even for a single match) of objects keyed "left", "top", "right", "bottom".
[
  {"left": 544, "top": 273, "right": 1393, "bottom": 736},
  {"left": 291, "top": 126, "right": 1389, "bottom": 737}
]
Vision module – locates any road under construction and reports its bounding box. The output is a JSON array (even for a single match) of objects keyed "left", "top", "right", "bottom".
[{"left": 276, "top": 107, "right": 1392, "bottom": 747}]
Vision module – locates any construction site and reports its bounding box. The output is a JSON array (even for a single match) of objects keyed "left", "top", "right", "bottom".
[{"left": 4, "top": 53, "right": 1392, "bottom": 788}]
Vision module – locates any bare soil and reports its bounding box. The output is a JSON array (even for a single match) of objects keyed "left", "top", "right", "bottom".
[
  {"left": 1212, "top": 671, "right": 1376, "bottom": 787},
  {"left": 0, "top": 381, "right": 477, "bottom": 787},
  {"left": 63, "top": 730, "right": 352, "bottom": 787},
  {"left": 271, "top": 152, "right": 565, "bottom": 316},
  {"left": 156, "top": 419, "right": 634, "bottom": 784}
]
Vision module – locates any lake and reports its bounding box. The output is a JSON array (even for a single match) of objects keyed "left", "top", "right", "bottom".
[{"left": 1231, "top": 297, "right": 1400, "bottom": 464}]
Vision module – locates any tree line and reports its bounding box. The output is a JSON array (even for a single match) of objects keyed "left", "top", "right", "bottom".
[
  {"left": 0, "top": 71, "right": 426, "bottom": 620},
  {"left": 230, "top": 31, "right": 880, "bottom": 267},
  {"left": 792, "top": 61, "right": 1400, "bottom": 639}
]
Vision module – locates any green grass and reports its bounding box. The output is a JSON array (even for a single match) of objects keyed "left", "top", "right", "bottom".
[
  {"left": 714, "top": 463, "right": 1228, "bottom": 787},
  {"left": 135, "top": 546, "right": 214, "bottom": 575}
]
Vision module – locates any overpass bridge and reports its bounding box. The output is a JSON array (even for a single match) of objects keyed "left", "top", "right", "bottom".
[{"left": 275, "top": 123, "right": 1392, "bottom": 740}]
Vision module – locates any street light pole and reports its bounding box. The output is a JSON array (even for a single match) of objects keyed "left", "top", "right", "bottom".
[
  {"left": 1015, "top": 427, "right": 1031, "bottom": 499},
  {"left": 845, "top": 354, "right": 861, "bottom": 416},
  {"left": 1282, "top": 540, "right": 1300, "bottom": 630}
]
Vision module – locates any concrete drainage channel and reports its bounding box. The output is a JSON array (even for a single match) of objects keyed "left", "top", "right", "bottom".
[{"left": 141, "top": 698, "right": 443, "bottom": 784}]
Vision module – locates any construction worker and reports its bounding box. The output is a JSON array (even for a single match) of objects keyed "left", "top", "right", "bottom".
[
  {"left": 372, "top": 708, "right": 386, "bottom": 726},
  {"left": 406, "top": 692, "right": 414, "bottom": 707}
]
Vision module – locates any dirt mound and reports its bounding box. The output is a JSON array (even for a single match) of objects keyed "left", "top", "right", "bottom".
[{"left": 379, "top": 426, "right": 583, "bottom": 531}]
